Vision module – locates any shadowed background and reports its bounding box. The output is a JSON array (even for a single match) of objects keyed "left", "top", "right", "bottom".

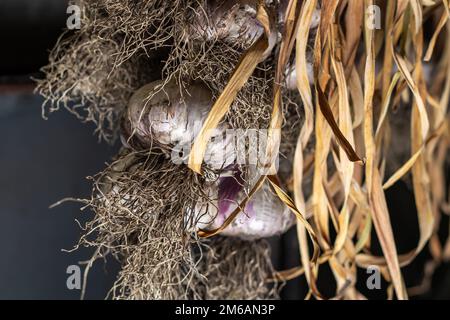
[{"left": 0, "top": 0, "right": 120, "bottom": 299}]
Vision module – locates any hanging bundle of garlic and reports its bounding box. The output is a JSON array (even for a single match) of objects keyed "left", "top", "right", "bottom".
[
  {"left": 38, "top": 0, "right": 310, "bottom": 300},
  {"left": 38, "top": 0, "right": 450, "bottom": 302}
]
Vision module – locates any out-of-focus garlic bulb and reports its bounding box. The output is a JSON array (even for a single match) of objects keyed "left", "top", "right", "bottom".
[
  {"left": 278, "top": 1, "right": 321, "bottom": 29},
  {"left": 285, "top": 62, "right": 314, "bottom": 90},
  {"left": 309, "top": 6, "right": 321, "bottom": 29},
  {"left": 283, "top": 6, "right": 320, "bottom": 90},
  {"left": 126, "top": 80, "right": 236, "bottom": 170},
  {"left": 97, "top": 153, "right": 142, "bottom": 210},
  {"left": 186, "top": 0, "right": 278, "bottom": 58},
  {"left": 187, "top": 0, "right": 263, "bottom": 45},
  {"left": 188, "top": 171, "right": 295, "bottom": 240}
]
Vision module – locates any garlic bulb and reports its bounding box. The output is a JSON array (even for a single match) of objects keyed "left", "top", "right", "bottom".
[
  {"left": 285, "top": 62, "right": 314, "bottom": 90},
  {"left": 309, "top": 7, "right": 321, "bottom": 29},
  {"left": 188, "top": 171, "right": 295, "bottom": 240},
  {"left": 127, "top": 80, "right": 207, "bottom": 145},
  {"left": 284, "top": 6, "right": 320, "bottom": 90},
  {"left": 278, "top": 1, "right": 321, "bottom": 29},
  {"left": 187, "top": 0, "right": 264, "bottom": 46},
  {"left": 185, "top": 0, "right": 278, "bottom": 59},
  {"left": 126, "top": 80, "right": 236, "bottom": 170}
]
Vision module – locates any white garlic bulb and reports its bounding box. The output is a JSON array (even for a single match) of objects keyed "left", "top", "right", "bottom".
[
  {"left": 285, "top": 62, "right": 314, "bottom": 90},
  {"left": 309, "top": 7, "right": 321, "bottom": 29},
  {"left": 218, "top": 183, "right": 294, "bottom": 240},
  {"left": 185, "top": 0, "right": 278, "bottom": 59},
  {"left": 126, "top": 80, "right": 236, "bottom": 170},
  {"left": 127, "top": 80, "right": 207, "bottom": 145},
  {"left": 188, "top": 171, "right": 295, "bottom": 240}
]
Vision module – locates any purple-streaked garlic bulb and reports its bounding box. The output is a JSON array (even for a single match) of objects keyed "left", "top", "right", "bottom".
[
  {"left": 188, "top": 170, "right": 295, "bottom": 240},
  {"left": 126, "top": 80, "right": 236, "bottom": 170}
]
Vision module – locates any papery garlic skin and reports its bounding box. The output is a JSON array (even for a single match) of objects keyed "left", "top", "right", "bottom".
[
  {"left": 185, "top": 185, "right": 219, "bottom": 231},
  {"left": 126, "top": 80, "right": 236, "bottom": 170}
]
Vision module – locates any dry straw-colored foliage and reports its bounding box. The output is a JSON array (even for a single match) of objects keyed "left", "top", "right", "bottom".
[{"left": 38, "top": 0, "right": 450, "bottom": 300}]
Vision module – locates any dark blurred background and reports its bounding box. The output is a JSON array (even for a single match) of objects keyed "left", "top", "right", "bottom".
[
  {"left": 0, "top": 0, "right": 120, "bottom": 299},
  {"left": 0, "top": 0, "right": 449, "bottom": 300}
]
